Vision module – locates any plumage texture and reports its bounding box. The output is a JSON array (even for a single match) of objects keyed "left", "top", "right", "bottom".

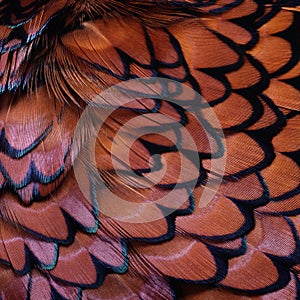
[{"left": 0, "top": 0, "right": 299, "bottom": 299}]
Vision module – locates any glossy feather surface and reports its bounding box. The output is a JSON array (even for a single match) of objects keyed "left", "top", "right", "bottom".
[{"left": 0, "top": 0, "right": 299, "bottom": 299}]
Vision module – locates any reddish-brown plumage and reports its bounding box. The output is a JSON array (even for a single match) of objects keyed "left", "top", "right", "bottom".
[{"left": 0, "top": 0, "right": 299, "bottom": 299}]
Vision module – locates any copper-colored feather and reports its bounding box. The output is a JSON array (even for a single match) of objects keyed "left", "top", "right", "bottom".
[{"left": 0, "top": 0, "right": 299, "bottom": 299}]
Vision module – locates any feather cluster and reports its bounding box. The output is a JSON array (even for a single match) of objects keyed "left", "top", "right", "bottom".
[{"left": 0, "top": 0, "right": 299, "bottom": 299}]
